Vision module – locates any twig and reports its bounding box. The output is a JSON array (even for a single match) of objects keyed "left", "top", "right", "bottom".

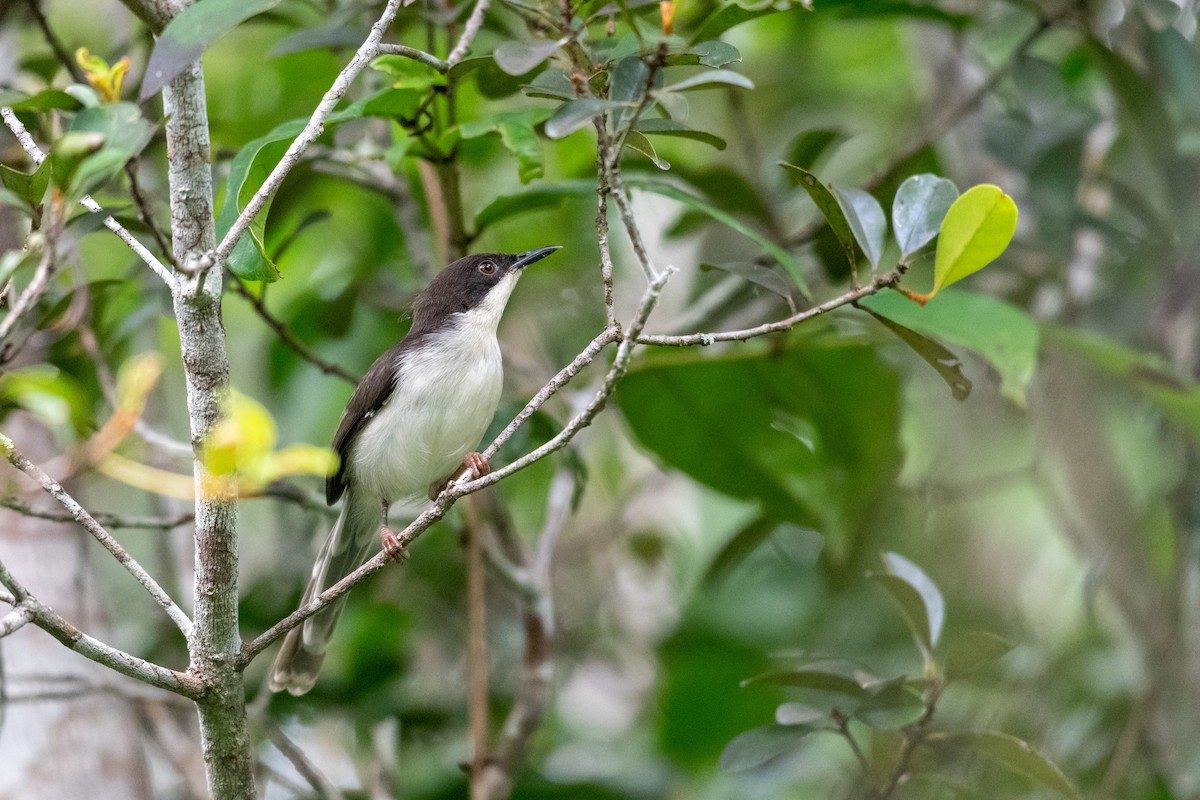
[
  {"left": 466, "top": 497, "right": 490, "bottom": 800},
  {"left": 0, "top": 557, "right": 201, "bottom": 697},
  {"left": 0, "top": 604, "right": 35, "bottom": 637},
  {"left": 875, "top": 683, "right": 942, "bottom": 799},
  {"left": 262, "top": 717, "right": 347, "bottom": 800},
  {"left": 638, "top": 270, "right": 900, "bottom": 347},
  {"left": 212, "top": 0, "right": 402, "bottom": 270},
  {"left": 0, "top": 497, "right": 193, "bottom": 530},
  {"left": 446, "top": 0, "right": 491, "bottom": 68},
  {"left": 0, "top": 107, "right": 176, "bottom": 288},
  {"left": 0, "top": 199, "right": 61, "bottom": 360},
  {"left": 0, "top": 431, "right": 193, "bottom": 636},
  {"left": 124, "top": 161, "right": 176, "bottom": 266},
  {"left": 226, "top": 273, "right": 356, "bottom": 384},
  {"left": 24, "top": 0, "right": 86, "bottom": 83},
  {"left": 592, "top": 125, "right": 616, "bottom": 327},
  {"left": 832, "top": 708, "right": 872, "bottom": 777},
  {"left": 376, "top": 43, "right": 449, "bottom": 73}
]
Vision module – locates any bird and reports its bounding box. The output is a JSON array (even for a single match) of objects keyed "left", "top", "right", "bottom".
[{"left": 269, "top": 246, "right": 560, "bottom": 696}]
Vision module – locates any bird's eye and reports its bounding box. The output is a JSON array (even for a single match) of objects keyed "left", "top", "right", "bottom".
[{"left": 478, "top": 261, "right": 496, "bottom": 275}]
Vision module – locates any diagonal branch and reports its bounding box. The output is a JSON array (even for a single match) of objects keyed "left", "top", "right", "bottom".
[
  {"left": 0, "top": 107, "right": 176, "bottom": 288},
  {"left": 446, "top": 0, "right": 491, "bottom": 68},
  {"left": 211, "top": 0, "right": 401, "bottom": 270},
  {"left": 0, "top": 431, "right": 193, "bottom": 636},
  {"left": 0, "top": 557, "right": 202, "bottom": 697}
]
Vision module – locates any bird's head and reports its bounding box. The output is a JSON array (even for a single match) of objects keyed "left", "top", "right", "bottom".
[{"left": 411, "top": 246, "right": 560, "bottom": 334}]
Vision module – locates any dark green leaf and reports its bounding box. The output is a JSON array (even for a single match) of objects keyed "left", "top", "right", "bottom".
[
  {"left": 141, "top": 0, "right": 284, "bottom": 101},
  {"left": 690, "top": 2, "right": 792, "bottom": 44},
  {"left": 0, "top": 160, "right": 51, "bottom": 210},
  {"left": 65, "top": 103, "right": 155, "bottom": 199},
  {"left": 7, "top": 89, "right": 82, "bottom": 112},
  {"left": 636, "top": 118, "right": 726, "bottom": 150},
  {"left": 719, "top": 725, "right": 812, "bottom": 772},
  {"left": 892, "top": 173, "right": 958, "bottom": 258},
  {"left": 493, "top": 38, "right": 564, "bottom": 76},
  {"left": 854, "top": 676, "right": 925, "bottom": 729},
  {"left": 370, "top": 55, "right": 446, "bottom": 90},
  {"left": 666, "top": 69, "right": 753, "bottom": 92},
  {"left": 780, "top": 162, "right": 860, "bottom": 276},
  {"left": 785, "top": 128, "right": 846, "bottom": 173},
  {"left": 522, "top": 69, "right": 575, "bottom": 101},
  {"left": 835, "top": 187, "right": 886, "bottom": 269},
  {"left": 944, "top": 631, "right": 1012, "bottom": 682},
  {"left": 459, "top": 108, "right": 553, "bottom": 183},
  {"left": 473, "top": 180, "right": 595, "bottom": 232},
  {"left": 744, "top": 664, "right": 868, "bottom": 698},
  {"left": 878, "top": 551, "right": 944, "bottom": 649},
  {"left": 700, "top": 261, "right": 794, "bottom": 301},
  {"left": 705, "top": 517, "right": 822, "bottom": 585},
  {"left": 48, "top": 132, "right": 105, "bottom": 198},
  {"left": 630, "top": 180, "right": 807, "bottom": 296},
  {"left": 668, "top": 41, "right": 742, "bottom": 68},
  {"left": 935, "top": 731, "right": 1080, "bottom": 799},
  {"left": 609, "top": 57, "right": 651, "bottom": 133},
  {"left": 270, "top": 24, "right": 371, "bottom": 57},
  {"left": 544, "top": 99, "right": 623, "bottom": 139},
  {"left": 860, "top": 304, "right": 971, "bottom": 400},
  {"left": 859, "top": 290, "right": 1038, "bottom": 404}
]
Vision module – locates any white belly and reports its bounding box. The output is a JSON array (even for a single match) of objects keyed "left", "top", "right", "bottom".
[{"left": 350, "top": 316, "right": 503, "bottom": 504}]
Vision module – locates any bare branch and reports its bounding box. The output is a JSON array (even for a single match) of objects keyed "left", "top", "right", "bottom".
[
  {"left": 212, "top": 0, "right": 402, "bottom": 269},
  {"left": 0, "top": 557, "right": 202, "bottom": 697},
  {"left": 0, "top": 108, "right": 177, "bottom": 288},
  {"left": 0, "top": 431, "right": 193, "bottom": 636},
  {"left": 0, "top": 604, "right": 35, "bottom": 638},
  {"left": 376, "top": 43, "right": 448, "bottom": 73},
  {"left": 0, "top": 200, "right": 61, "bottom": 359},
  {"left": 639, "top": 271, "right": 900, "bottom": 347},
  {"left": 261, "top": 717, "right": 346, "bottom": 800},
  {"left": 446, "top": 0, "right": 491, "bottom": 68},
  {"left": 0, "top": 497, "right": 194, "bottom": 530}
]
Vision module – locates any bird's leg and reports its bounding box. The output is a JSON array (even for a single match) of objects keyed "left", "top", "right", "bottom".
[
  {"left": 379, "top": 498, "right": 409, "bottom": 562},
  {"left": 426, "top": 452, "right": 492, "bottom": 500}
]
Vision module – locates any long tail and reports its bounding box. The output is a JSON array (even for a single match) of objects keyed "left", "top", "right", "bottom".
[{"left": 269, "top": 487, "right": 379, "bottom": 695}]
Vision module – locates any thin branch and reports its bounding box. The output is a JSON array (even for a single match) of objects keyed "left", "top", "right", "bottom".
[
  {"left": 376, "top": 43, "right": 448, "bottom": 72},
  {"left": 211, "top": 0, "right": 402, "bottom": 270},
  {"left": 0, "top": 497, "right": 194, "bottom": 530},
  {"left": 226, "top": 274, "right": 356, "bottom": 384},
  {"left": 446, "top": 0, "right": 491, "bottom": 68},
  {"left": 639, "top": 270, "right": 900, "bottom": 347},
  {"left": 0, "top": 557, "right": 202, "bottom": 697},
  {"left": 832, "top": 708, "right": 872, "bottom": 777},
  {"left": 592, "top": 123, "right": 616, "bottom": 327},
  {"left": 0, "top": 604, "right": 35, "bottom": 638},
  {"left": 24, "top": 0, "right": 86, "bottom": 83},
  {"left": 124, "top": 160, "right": 176, "bottom": 267},
  {"left": 466, "top": 497, "right": 490, "bottom": 800},
  {"left": 0, "top": 107, "right": 176, "bottom": 288},
  {"left": 0, "top": 430, "right": 193, "bottom": 636},
  {"left": 261, "top": 717, "right": 347, "bottom": 800},
  {"left": 0, "top": 198, "right": 61, "bottom": 359}
]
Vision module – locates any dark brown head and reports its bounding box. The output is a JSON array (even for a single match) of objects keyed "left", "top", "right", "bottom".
[{"left": 410, "top": 247, "right": 560, "bottom": 336}]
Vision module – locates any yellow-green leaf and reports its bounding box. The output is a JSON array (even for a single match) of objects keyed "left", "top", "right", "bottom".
[{"left": 931, "top": 184, "right": 1017, "bottom": 294}]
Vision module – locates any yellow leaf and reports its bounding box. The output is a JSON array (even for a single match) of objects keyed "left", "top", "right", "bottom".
[{"left": 930, "top": 184, "right": 1017, "bottom": 296}]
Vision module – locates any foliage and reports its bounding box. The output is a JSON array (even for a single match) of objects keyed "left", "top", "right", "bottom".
[{"left": 2, "top": 0, "right": 1200, "bottom": 798}]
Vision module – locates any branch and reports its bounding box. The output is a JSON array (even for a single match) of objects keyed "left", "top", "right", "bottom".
[
  {"left": 226, "top": 274, "right": 356, "bottom": 384},
  {"left": 376, "top": 43, "right": 448, "bottom": 73},
  {"left": 0, "top": 197, "right": 61, "bottom": 362},
  {"left": 446, "top": 0, "right": 491, "bottom": 68},
  {"left": 0, "top": 603, "right": 35, "bottom": 637},
  {"left": 0, "top": 108, "right": 176, "bottom": 288},
  {"left": 0, "top": 431, "right": 192, "bottom": 636},
  {"left": 638, "top": 271, "right": 900, "bottom": 347},
  {"left": 0, "top": 557, "right": 202, "bottom": 697},
  {"left": 261, "top": 717, "right": 346, "bottom": 800},
  {"left": 212, "top": 0, "right": 402, "bottom": 269},
  {"left": 0, "top": 496, "right": 194, "bottom": 530}
]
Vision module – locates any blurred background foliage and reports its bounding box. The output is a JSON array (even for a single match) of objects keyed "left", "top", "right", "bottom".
[{"left": 2, "top": 0, "right": 1200, "bottom": 798}]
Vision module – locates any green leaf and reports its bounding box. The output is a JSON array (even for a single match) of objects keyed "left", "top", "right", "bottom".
[
  {"left": 48, "top": 131, "right": 105, "bottom": 198},
  {"left": 744, "top": 665, "right": 867, "bottom": 698},
  {"left": 860, "top": 289, "right": 1038, "bottom": 405},
  {"left": 544, "top": 98, "right": 623, "bottom": 139},
  {"left": 854, "top": 676, "right": 925, "bottom": 729},
  {"left": 65, "top": 103, "right": 155, "bottom": 199},
  {"left": 609, "top": 57, "right": 651, "bottom": 134},
  {"left": 141, "top": 0, "right": 283, "bottom": 101},
  {"left": 868, "top": 552, "right": 944, "bottom": 652},
  {"left": 0, "top": 160, "right": 51, "bottom": 211},
  {"left": 370, "top": 55, "right": 446, "bottom": 90},
  {"left": 668, "top": 41, "right": 742, "bottom": 68},
  {"left": 522, "top": 69, "right": 575, "bottom": 101},
  {"left": 780, "top": 162, "right": 859, "bottom": 277},
  {"left": 473, "top": 180, "right": 595, "bottom": 232},
  {"left": 361, "top": 87, "right": 424, "bottom": 119},
  {"left": 835, "top": 187, "right": 886, "bottom": 270},
  {"left": 665, "top": 69, "right": 753, "bottom": 92},
  {"left": 630, "top": 180, "right": 807, "bottom": 297},
  {"left": 7, "top": 89, "right": 82, "bottom": 112},
  {"left": 700, "top": 261, "right": 794, "bottom": 302},
  {"left": 617, "top": 343, "right": 901, "bottom": 551},
  {"left": 690, "top": 2, "right": 792, "bottom": 44},
  {"left": 930, "top": 184, "right": 1017, "bottom": 294},
  {"left": 215, "top": 100, "right": 367, "bottom": 280},
  {"left": 935, "top": 731, "right": 1080, "bottom": 799},
  {"left": 892, "top": 173, "right": 958, "bottom": 258},
  {"left": 459, "top": 108, "right": 553, "bottom": 183},
  {"left": 493, "top": 38, "right": 564, "bottom": 76},
  {"left": 635, "top": 118, "right": 726, "bottom": 149},
  {"left": 785, "top": 128, "right": 846, "bottom": 173},
  {"left": 944, "top": 631, "right": 1012, "bottom": 682},
  {"left": 719, "top": 725, "right": 812, "bottom": 772},
  {"left": 860, "top": 303, "right": 971, "bottom": 400},
  {"left": 705, "top": 518, "right": 822, "bottom": 585},
  {"left": 774, "top": 703, "right": 827, "bottom": 726}
]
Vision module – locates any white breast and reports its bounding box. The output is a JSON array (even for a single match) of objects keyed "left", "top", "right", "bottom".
[{"left": 350, "top": 302, "right": 506, "bottom": 505}]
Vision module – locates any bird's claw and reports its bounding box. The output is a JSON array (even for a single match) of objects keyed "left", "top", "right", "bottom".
[
  {"left": 464, "top": 451, "right": 490, "bottom": 479},
  {"left": 380, "top": 527, "right": 409, "bottom": 562}
]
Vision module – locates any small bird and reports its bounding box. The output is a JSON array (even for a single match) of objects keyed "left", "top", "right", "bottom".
[{"left": 269, "top": 246, "right": 560, "bottom": 695}]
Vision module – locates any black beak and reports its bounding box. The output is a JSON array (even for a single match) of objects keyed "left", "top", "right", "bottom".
[{"left": 513, "top": 245, "right": 561, "bottom": 270}]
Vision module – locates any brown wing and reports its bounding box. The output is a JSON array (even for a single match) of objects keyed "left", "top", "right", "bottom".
[{"left": 326, "top": 343, "right": 405, "bottom": 505}]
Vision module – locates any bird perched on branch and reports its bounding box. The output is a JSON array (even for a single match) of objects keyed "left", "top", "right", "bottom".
[{"left": 270, "top": 246, "right": 560, "bottom": 696}]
